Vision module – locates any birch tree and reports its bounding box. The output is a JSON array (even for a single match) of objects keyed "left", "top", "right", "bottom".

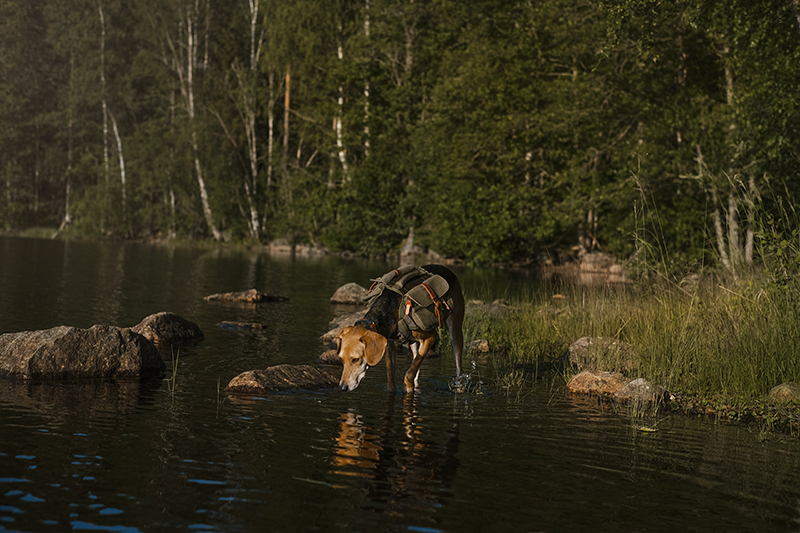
[{"left": 152, "top": 0, "right": 221, "bottom": 240}]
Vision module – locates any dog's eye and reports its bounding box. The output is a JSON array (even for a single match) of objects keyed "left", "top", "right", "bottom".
[{"left": 351, "top": 357, "right": 360, "bottom": 364}]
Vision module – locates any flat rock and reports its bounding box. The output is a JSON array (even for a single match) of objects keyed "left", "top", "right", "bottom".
[
  {"left": 0, "top": 325, "right": 165, "bottom": 380},
  {"left": 204, "top": 289, "right": 288, "bottom": 304},
  {"left": 217, "top": 321, "right": 265, "bottom": 331},
  {"left": 330, "top": 282, "right": 367, "bottom": 305},
  {"left": 769, "top": 382, "right": 800, "bottom": 402},
  {"left": 566, "top": 370, "right": 629, "bottom": 396},
  {"left": 226, "top": 364, "right": 340, "bottom": 394},
  {"left": 131, "top": 312, "right": 204, "bottom": 347}
]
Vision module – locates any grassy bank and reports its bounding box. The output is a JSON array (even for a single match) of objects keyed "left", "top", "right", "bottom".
[{"left": 467, "top": 276, "right": 800, "bottom": 434}]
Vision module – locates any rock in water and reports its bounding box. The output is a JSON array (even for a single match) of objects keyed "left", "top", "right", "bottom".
[
  {"left": 329, "top": 283, "right": 367, "bottom": 305},
  {"left": 612, "top": 377, "right": 666, "bottom": 404},
  {"left": 0, "top": 325, "right": 165, "bottom": 380},
  {"left": 132, "top": 312, "right": 204, "bottom": 347},
  {"left": 226, "top": 364, "right": 340, "bottom": 394},
  {"left": 204, "top": 289, "right": 288, "bottom": 304},
  {"left": 566, "top": 370, "right": 629, "bottom": 396}
]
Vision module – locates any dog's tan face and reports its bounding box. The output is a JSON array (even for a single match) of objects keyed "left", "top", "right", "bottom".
[{"left": 337, "top": 326, "right": 387, "bottom": 391}]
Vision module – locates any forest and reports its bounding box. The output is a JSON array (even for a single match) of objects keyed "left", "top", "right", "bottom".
[{"left": 1, "top": 0, "right": 799, "bottom": 270}]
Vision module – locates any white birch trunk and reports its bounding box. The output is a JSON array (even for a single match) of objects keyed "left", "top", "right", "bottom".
[
  {"left": 267, "top": 71, "right": 275, "bottom": 188},
  {"left": 99, "top": 2, "right": 109, "bottom": 184},
  {"left": 109, "top": 110, "right": 126, "bottom": 216},
  {"left": 363, "top": 0, "right": 370, "bottom": 156},
  {"left": 186, "top": 0, "right": 221, "bottom": 241},
  {"left": 336, "top": 27, "right": 348, "bottom": 179}
]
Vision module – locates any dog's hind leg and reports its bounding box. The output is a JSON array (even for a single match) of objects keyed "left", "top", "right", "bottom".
[
  {"left": 446, "top": 299, "right": 465, "bottom": 378},
  {"left": 404, "top": 334, "right": 435, "bottom": 392}
]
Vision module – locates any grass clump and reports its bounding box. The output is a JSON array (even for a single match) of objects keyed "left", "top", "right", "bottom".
[{"left": 471, "top": 277, "right": 800, "bottom": 411}]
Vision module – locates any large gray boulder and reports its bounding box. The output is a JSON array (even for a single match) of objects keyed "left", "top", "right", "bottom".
[
  {"left": 226, "top": 364, "right": 340, "bottom": 394},
  {"left": 0, "top": 325, "right": 165, "bottom": 380},
  {"left": 131, "top": 312, "right": 204, "bottom": 347}
]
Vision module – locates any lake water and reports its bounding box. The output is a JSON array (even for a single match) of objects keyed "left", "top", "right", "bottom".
[{"left": 1, "top": 235, "right": 800, "bottom": 532}]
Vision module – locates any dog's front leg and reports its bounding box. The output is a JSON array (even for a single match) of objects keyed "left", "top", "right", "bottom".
[{"left": 385, "top": 341, "right": 396, "bottom": 393}]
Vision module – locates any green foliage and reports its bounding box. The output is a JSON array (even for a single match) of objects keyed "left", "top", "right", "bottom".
[{"left": 1, "top": 0, "right": 799, "bottom": 265}]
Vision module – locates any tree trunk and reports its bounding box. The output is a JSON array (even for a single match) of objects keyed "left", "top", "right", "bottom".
[
  {"left": 185, "top": 0, "right": 221, "bottom": 241},
  {"left": 109, "top": 109, "right": 126, "bottom": 226},
  {"left": 363, "top": 0, "right": 370, "bottom": 157},
  {"left": 99, "top": 1, "right": 109, "bottom": 185},
  {"left": 283, "top": 70, "right": 290, "bottom": 162},
  {"left": 336, "top": 26, "right": 348, "bottom": 179}
]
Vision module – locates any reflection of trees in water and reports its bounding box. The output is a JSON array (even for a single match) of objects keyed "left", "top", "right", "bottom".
[{"left": 330, "top": 394, "right": 461, "bottom": 523}]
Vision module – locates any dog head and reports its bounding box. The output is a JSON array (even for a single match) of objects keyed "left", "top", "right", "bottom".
[{"left": 336, "top": 326, "right": 388, "bottom": 392}]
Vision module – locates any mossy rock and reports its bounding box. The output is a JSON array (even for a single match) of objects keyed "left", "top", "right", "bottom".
[{"left": 768, "top": 382, "right": 800, "bottom": 402}]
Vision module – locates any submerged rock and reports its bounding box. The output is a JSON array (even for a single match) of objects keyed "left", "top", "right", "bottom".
[
  {"left": 226, "top": 364, "right": 340, "bottom": 394},
  {"left": 769, "top": 382, "right": 800, "bottom": 402},
  {"left": 217, "top": 321, "right": 265, "bottom": 331},
  {"left": 330, "top": 282, "right": 367, "bottom": 305},
  {"left": 0, "top": 325, "right": 165, "bottom": 380},
  {"left": 132, "top": 312, "right": 204, "bottom": 347},
  {"left": 566, "top": 370, "right": 629, "bottom": 396},
  {"left": 204, "top": 289, "right": 288, "bottom": 304}
]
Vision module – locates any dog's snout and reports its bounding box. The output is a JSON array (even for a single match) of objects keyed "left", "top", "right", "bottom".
[{"left": 340, "top": 383, "right": 350, "bottom": 392}]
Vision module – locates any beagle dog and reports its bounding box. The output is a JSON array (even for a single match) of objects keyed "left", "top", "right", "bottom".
[{"left": 337, "top": 264, "right": 465, "bottom": 393}]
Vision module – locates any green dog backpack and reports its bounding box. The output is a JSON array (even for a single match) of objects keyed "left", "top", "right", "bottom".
[{"left": 362, "top": 266, "right": 454, "bottom": 341}]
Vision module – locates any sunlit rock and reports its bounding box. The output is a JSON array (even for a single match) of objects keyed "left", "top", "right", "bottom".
[
  {"left": 768, "top": 382, "right": 800, "bottom": 402},
  {"left": 0, "top": 325, "right": 165, "bottom": 380},
  {"left": 560, "top": 336, "right": 637, "bottom": 373},
  {"left": 132, "top": 312, "right": 204, "bottom": 347},
  {"left": 566, "top": 370, "right": 629, "bottom": 396},
  {"left": 204, "top": 288, "right": 289, "bottom": 304},
  {"left": 329, "top": 282, "right": 367, "bottom": 305},
  {"left": 225, "top": 364, "right": 340, "bottom": 394}
]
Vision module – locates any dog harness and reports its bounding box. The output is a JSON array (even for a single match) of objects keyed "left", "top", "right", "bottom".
[{"left": 361, "top": 265, "right": 454, "bottom": 341}]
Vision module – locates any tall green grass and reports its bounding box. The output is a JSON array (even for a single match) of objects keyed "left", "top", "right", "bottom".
[{"left": 476, "top": 281, "right": 800, "bottom": 402}]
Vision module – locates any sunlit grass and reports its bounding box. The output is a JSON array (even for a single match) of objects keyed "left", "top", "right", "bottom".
[{"left": 473, "top": 278, "right": 800, "bottom": 403}]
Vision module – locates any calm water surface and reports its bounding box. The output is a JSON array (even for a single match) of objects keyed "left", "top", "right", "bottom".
[{"left": 1, "top": 235, "right": 800, "bottom": 532}]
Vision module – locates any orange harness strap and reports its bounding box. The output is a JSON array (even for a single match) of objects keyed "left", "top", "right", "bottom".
[{"left": 420, "top": 282, "right": 450, "bottom": 328}]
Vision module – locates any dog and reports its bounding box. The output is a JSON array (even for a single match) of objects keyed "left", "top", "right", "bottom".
[{"left": 336, "top": 264, "right": 465, "bottom": 393}]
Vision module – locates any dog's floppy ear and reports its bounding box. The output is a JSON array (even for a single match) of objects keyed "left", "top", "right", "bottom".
[
  {"left": 360, "top": 330, "right": 387, "bottom": 366},
  {"left": 334, "top": 326, "right": 353, "bottom": 351}
]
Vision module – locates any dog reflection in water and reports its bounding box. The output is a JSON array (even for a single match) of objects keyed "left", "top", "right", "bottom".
[
  {"left": 331, "top": 411, "right": 383, "bottom": 477},
  {"left": 330, "top": 394, "right": 461, "bottom": 517}
]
